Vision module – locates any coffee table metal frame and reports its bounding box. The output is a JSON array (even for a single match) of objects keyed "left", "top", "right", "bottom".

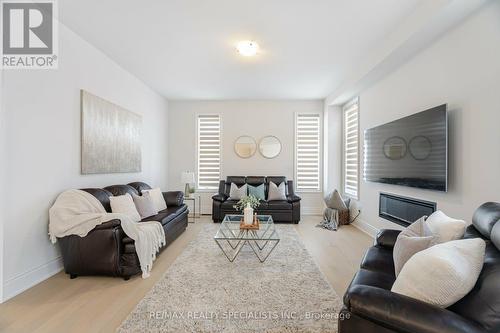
[{"left": 214, "top": 215, "right": 280, "bottom": 263}]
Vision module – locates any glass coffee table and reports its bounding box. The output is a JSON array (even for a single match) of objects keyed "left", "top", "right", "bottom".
[{"left": 214, "top": 215, "right": 280, "bottom": 263}]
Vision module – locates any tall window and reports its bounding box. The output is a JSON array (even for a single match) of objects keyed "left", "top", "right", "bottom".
[
  {"left": 295, "top": 113, "right": 321, "bottom": 191},
  {"left": 197, "top": 114, "right": 221, "bottom": 190},
  {"left": 343, "top": 99, "right": 359, "bottom": 199}
]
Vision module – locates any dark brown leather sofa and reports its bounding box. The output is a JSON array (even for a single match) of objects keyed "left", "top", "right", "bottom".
[
  {"left": 57, "top": 182, "right": 188, "bottom": 280},
  {"left": 212, "top": 176, "right": 301, "bottom": 223},
  {"left": 339, "top": 202, "right": 500, "bottom": 333}
]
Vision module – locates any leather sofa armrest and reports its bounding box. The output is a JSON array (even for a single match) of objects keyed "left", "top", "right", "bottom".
[
  {"left": 375, "top": 229, "right": 401, "bottom": 249},
  {"left": 162, "top": 191, "right": 184, "bottom": 206},
  {"left": 344, "top": 285, "right": 484, "bottom": 333},
  {"left": 93, "top": 219, "right": 121, "bottom": 230},
  {"left": 212, "top": 194, "right": 227, "bottom": 202},
  {"left": 287, "top": 194, "right": 301, "bottom": 203}
]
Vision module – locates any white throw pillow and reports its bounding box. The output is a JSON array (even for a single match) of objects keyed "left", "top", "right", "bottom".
[
  {"left": 391, "top": 238, "right": 486, "bottom": 308},
  {"left": 132, "top": 192, "right": 158, "bottom": 219},
  {"left": 268, "top": 181, "right": 287, "bottom": 201},
  {"left": 393, "top": 216, "right": 438, "bottom": 276},
  {"left": 142, "top": 188, "right": 167, "bottom": 211},
  {"left": 229, "top": 183, "right": 247, "bottom": 200},
  {"left": 426, "top": 210, "right": 466, "bottom": 243},
  {"left": 110, "top": 193, "right": 141, "bottom": 222}
]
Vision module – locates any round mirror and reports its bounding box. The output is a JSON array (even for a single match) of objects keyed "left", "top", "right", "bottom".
[
  {"left": 259, "top": 136, "right": 282, "bottom": 159},
  {"left": 409, "top": 136, "right": 432, "bottom": 160},
  {"left": 234, "top": 136, "right": 257, "bottom": 158},
  {"left": 383, "top": 136, "right": 407, "bottom": 160}
]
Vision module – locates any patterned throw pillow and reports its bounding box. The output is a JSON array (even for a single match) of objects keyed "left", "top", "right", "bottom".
[
  {"left": 229, "top": 183, "right": 248, "bottom": 200},
  {"left": 248, "top": 184, "right": 265, "bottom": 200},
  {"left": 267, "top": 181, "right": 286, "bottom": 201}
]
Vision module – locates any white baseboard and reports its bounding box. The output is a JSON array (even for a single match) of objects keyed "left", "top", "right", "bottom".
[
  {"left": 351, "top": 218, "right": 379, "bottom": 238},
  {"left": 3, "top": 256, "right": 63, "bottom": 302}
]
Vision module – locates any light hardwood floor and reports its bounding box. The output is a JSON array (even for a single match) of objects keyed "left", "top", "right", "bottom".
[{"left": 0, "top": 215, "right": 372, "bottom": 333}]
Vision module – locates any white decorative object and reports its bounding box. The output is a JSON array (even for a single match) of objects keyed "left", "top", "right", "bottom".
[
  {"left": 81, "top": 90, "right": 142, "bottom": 174},
  {"left": 425, "top": 210, "right": 466, "bottom": 243},
  {"left": 244, "top": 203, "right": 254, "bottom": 225},
  {"left": 391, "top": 238, "right": 486, "bottom": 308}
]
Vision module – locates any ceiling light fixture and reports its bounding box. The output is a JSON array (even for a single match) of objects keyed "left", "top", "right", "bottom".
[{"left": 236, "top": 40, "right": 259, "bottom": 57}]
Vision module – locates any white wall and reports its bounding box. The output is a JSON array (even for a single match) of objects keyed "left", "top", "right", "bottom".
[
  {"left": 353, "top": 1, "right": 500, "bottom": 234},
  {"left": 1, "top": 25, "right": 169, "bottom": 301},
  {"left": 167, "top": 100, "right": 324, "bottom": 215}
]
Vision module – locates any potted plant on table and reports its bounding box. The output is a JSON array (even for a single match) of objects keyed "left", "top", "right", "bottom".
[{"left": 234, "top": 195, "right": 261, "bottom": 225}]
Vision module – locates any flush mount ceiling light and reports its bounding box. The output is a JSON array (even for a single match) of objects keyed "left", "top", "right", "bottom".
[{"left": 236, "top": 40, "right": 259, "bottom": 57}]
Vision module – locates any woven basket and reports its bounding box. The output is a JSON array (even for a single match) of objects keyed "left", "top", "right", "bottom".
[{"left": 338, "top": 209, "right": 350, "bottom": 226}]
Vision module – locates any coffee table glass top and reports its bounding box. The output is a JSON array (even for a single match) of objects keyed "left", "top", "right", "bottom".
[
  {"left": 214, "top": 215, "right": 280, "bottom": 262},
  {"left": 214, "top": 215, "right": 280, "bottom": 241}
]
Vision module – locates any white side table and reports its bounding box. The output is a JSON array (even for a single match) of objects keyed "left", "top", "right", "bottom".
[{"left": 184, "top": 195, "right": 201, "bottom": 223}]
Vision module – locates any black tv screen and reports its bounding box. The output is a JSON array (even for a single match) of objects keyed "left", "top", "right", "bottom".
[{"left": 363, "top": 104, "right": 448, "bottom": 191}]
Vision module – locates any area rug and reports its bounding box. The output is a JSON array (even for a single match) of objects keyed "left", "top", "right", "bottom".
[{"left": 118, "top": 224, "right": 342, "bottom": 333}]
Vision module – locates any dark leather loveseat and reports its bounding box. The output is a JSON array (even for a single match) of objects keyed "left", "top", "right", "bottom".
[
  {"left": 339, "top": 202, "right": 500, "bottom": 333},
  {"left": 212, "top": 176, "right": 301, "bottom": 223},
  {"left": 58, "top": 182, "right": 188, "bottom": 280}
]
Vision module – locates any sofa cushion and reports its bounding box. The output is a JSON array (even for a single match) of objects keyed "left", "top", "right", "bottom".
[
  {"left": 142, "top": 205, "right": 187, "bottom": 226},
  {"left": 81, "top": 188, "right": 113, "bottom": 212},
  {"left": 267, "top": 200, "right": 292, "bottom": 210},
  {"left": 104, "top": 184, "right": 138, "bottom": 197},
  {"left": 221, "top": 200, "right": 239, "bottom": 211},
  {"left": 360, "top": 246, "right": 395, "bottom": 276}
]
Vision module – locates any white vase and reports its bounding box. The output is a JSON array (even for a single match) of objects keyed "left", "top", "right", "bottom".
[{"left": 244, "top": 203, "right": 254, "bottom": 225}]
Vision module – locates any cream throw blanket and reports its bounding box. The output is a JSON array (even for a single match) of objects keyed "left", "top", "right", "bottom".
[{"left": 49, "top": 189, "right": 165, "bottom": 278}]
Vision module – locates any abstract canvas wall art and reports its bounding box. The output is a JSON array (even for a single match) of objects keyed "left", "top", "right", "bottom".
[{"left": 81, "top": 90, "right": 142, "bottom": 174}]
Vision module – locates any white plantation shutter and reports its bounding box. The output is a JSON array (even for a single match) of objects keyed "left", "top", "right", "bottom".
[
  {"left": 197, "top": 115, "right": 221, "bottom": 190},
  {"left": 295, "top": 113, "right": 321, "bottom": 191},
  {"left": 343, "top": 100, "right": 359, "bottom": 198}
]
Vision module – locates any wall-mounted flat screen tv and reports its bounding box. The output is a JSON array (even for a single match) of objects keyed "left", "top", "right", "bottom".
[{"left": 363, "top": 104, "right": 448, "bottom": 192}]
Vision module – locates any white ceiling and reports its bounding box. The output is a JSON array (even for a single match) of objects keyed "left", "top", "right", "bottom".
[{"left": 60, "top": 0, "right": 422, "bottom": 100}]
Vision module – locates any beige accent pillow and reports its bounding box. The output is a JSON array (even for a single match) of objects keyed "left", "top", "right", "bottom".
[
  {"left": 392, "top": 238, "right": 485, "bottom": 308},
  {"left": 393, "top": 216, "right": 438, "bottom": 276},
  {"left": 110, "top": 193, "right": 141, "bottom": 222},
  {"left": 132, "top": 192, "right": 158, "bottom": 219},
  {"left": 142, "top": 188, "right": 167, "bottom": 212},
  {"left": 268, "top": 181, "right": 286, "bottom": 201},
  {"left": 426, "top": 210, "right": 466, "bottom": 243}
]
